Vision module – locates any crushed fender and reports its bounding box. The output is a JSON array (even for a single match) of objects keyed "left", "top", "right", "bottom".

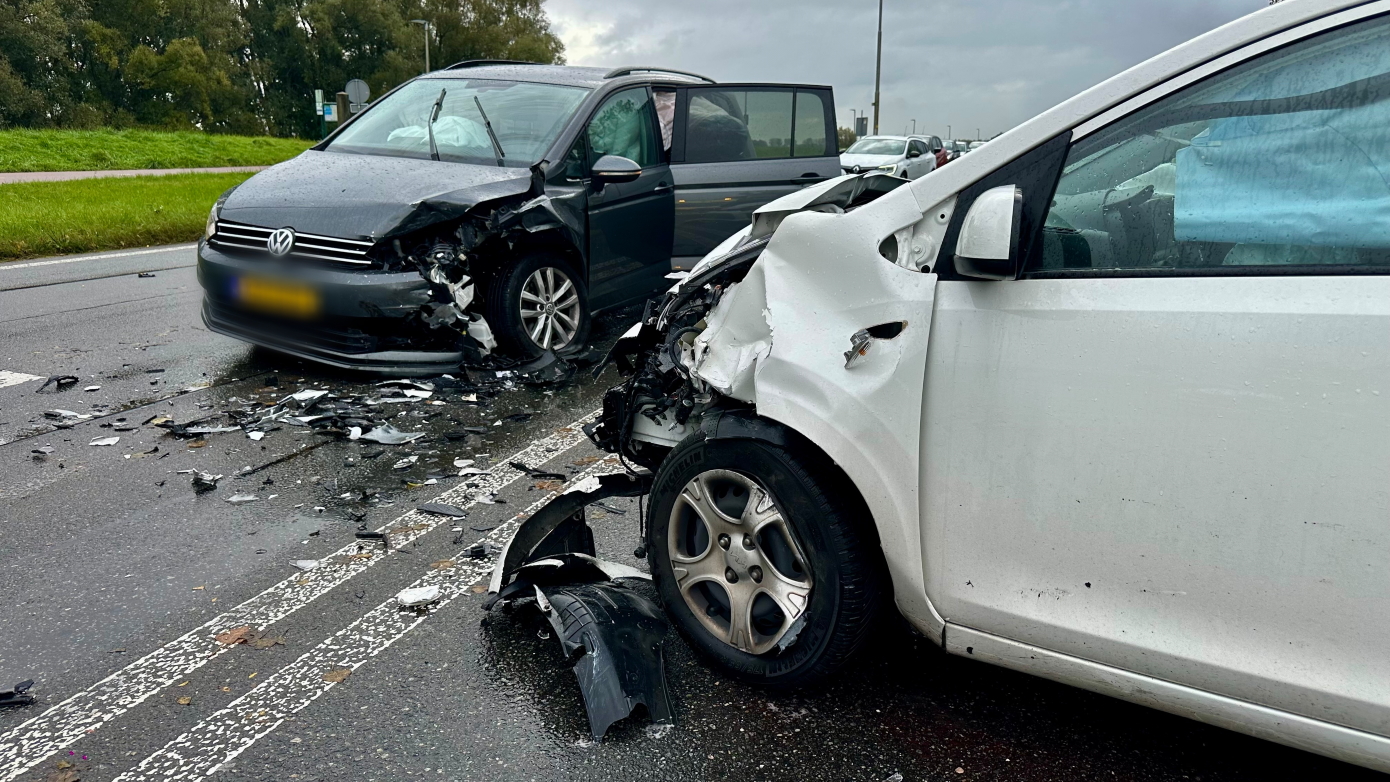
[{"left": 483, "top": 471, "right": 671, "bottom": 739}]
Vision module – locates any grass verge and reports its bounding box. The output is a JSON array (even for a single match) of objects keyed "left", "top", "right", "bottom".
[
  {"left": 0, "top": 173, "right": 254, "bottom": 261},
  {"left": 0, "top": 129, "right": 312, "bottom": 173}
]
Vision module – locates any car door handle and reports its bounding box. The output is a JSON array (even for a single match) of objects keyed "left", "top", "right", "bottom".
[
  {"left": 654, "top": 183, "right": 672, "bottom": 193},
  {"left": 792, "top": 173, "right": 825, "bottom": 184}
]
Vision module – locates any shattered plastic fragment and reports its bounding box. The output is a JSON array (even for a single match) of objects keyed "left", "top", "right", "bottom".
[
  {"left": 360, "top": 425, "right": 426, "bottom": 445},
  {"left": 393, "top": 455, "right": 419, "bottom": 470},
  {"left": 395, "top": 585, "right": 442, "bottom": 607},
  {"left": 288, "top": 389, "right": 329, "bottom": 403},
  {"left": 417, "top": 502, "right": 468, "bottom": 518},
  {"left": 191, "top": 472, "right": 222, "bottom": 493},
  {"left": 248, "top": 431, "right": 266, "bottom": 441},
  {"left": 0, "top": 680, "right": 35, "bottom": 708},
  {"left": 509, "top": 461, "right": 567, "bottom": 482},
  {"left": 46, "top": 410, "right": 92, "bottom": 421},
  {"left": 290, "top": 560, "right": 319, "bottom": 572},
  {"left": 88, "top": 436, "right": 120, "bottom": 446},
  {"left": 225, "top": 494, "right": 259, "bottom": 504}
]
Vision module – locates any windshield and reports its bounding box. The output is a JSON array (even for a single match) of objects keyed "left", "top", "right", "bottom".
[
  {"left": 327, "top": 78, "right": 590, "bottom": 167},
  {"left": 845, "top": 138, "right": 906, "bottom": 156}
]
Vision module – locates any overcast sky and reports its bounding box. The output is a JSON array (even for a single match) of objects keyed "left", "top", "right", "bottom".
[{"left": 546, "top": 0, "right": 1268, "bottom": 140}]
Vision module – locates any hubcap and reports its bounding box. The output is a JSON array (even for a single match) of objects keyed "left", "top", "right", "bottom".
[
  {"left": 519, "top": 266, "right": 581, "bottom": 351},
  {"left": 668, "top": 470, "right": 813, "bottom": 654}
]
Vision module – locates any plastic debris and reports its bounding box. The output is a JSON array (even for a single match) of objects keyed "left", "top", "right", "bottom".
[
  {"left": 0, "top": 680, "right": 36, "bottom": 708},
  {"left": 83, "top": 385, "right": 101, "bottom": 392},
  {"left": 290, "top": 560, "right": 319, "bottom": 571},
  {"left": 35, "top": 375, "right": 78, "bottom": 393},
  {"left": 289, "top": 389, "right": 329, "bottom": 402},
  {"left": 417, "top": 502, "right": 468, "bottom": 518},
  {"left": 88, "top": 436, "right": 120, "bottom": 446},
  {"left": 393, "top": 455, "right": 419, "bottom": 470},
  {"left": 359, "top": 424, "right": 426, "bottom": 445},
  {"left": 395, "top": 585, "right": 442, "bottom": 607},
  {"left": 191, "top": 472, "right": 222, "bottom": 493},
  {"left": 225, "top": 494, "right": 259, "bottom": 504},
  {"left": 509, "top": 461, "right": 567, "bottom": 481},
  {"left": 45, "top": 409, "right": 92, "bottom": 421},
  {"left": 248, "top": 431, "right": 265, "bottom": 441}
]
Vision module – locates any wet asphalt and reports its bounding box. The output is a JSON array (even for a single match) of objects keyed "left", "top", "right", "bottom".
[{"left": 0, "top": 246, "right": 1381, "bottom": 781}]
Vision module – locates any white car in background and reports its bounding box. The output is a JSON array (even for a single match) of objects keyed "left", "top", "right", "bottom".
[
  {"left": 839, "top": 135, "right": 936, "bottom": 179},
  {"left": 591, "top": 0, "right": 1390, "bottom": 771}
]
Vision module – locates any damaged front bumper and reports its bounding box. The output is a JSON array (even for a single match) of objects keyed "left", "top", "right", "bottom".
[{"left": 198, "top": 242, "right": 465, "bottom": 375}]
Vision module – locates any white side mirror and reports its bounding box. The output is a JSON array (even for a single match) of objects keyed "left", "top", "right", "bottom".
[{"left": 955, "top": 184, "right": 1022, "bottom": 280}]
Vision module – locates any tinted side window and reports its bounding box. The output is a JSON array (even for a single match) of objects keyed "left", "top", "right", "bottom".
[
  {"left": 909, "top": 139, "right": 928, "bottom": 156},
  {"left": 587, "top": 87, "right": 659, "bottom": 168},
  {"left": 684, "top": 88, "right": 794, "bottom": 163},
  {"left": 793, "top": 90, "right": 829, "bottom": 157},
  {"left": 1034, "top": 13, "right": 1390, "bottom": 275}
]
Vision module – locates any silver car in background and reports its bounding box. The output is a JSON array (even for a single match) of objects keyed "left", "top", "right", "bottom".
[{"left": 839, "top": 135, "right": 936, "bottom": 179}]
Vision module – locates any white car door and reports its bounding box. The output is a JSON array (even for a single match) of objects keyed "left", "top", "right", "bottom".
[{"left": 921, "top": 12, "right": 1390, "bottom": 736}]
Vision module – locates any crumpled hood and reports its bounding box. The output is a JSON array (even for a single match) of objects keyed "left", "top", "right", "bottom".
[
  {"left": 838, "top": 153, "right": 901, "bottom": 170},
  {"left": 220, "top": 150, "right": 535, "bottom": 240}
]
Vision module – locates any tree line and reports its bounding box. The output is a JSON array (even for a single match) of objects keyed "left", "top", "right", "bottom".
[{"left": 0, "top": 0, "right": 565, "bottom": 137}]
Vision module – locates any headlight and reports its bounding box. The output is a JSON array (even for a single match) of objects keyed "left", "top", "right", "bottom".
[
  {"left": 876, "top": 163, "right": 898, "bottom": 173},
  {"left": 204, "top": 203, "right": 218, "bottom": 239}
]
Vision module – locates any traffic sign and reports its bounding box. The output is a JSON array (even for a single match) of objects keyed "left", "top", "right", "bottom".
[{"left": 345, "top": 79, "right": 370, "bottom": 105}]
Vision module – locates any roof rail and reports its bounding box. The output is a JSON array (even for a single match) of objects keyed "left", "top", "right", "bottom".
[
  {"left": 444, "top": 59, "right": 540, "bottom": 70},
  {"left": 603, "top": 66, "right": 715, "bottom": 84}
]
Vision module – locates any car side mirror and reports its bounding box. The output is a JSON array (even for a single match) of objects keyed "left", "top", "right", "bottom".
[
  {"left": 954, "top": 185, "right": 1023, "bottom": 280},
  {"left": 907, "top": 149, "right": 922, "bottom": 158},
  {"left": 590, "top": 154, "right": 642, "bottom": 185}
]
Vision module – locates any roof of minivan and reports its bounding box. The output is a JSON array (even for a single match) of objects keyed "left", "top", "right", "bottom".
[{"left": 421, "top": 63, "right": 711, "bottom": 88}]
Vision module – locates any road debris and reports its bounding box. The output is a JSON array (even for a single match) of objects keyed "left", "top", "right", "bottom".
[
  {"left": 417, "top": 502, "right": 468, "bottom": 518},
  {"left": 393, "top": 455, "right": 419, "bottom": 470},
  {"left": 82, "top": 385, "right": 101, "bottom": 392},
  {"left": 290, "top": 560, "right": 319, "bottom": 571},
  {"left": 0, "top": 680, "right": 36, "bottom": 708},
  {"left": 395, "top": 585, "right": 442, "bottom": 608},
  {"left": 225, "top": 493, "right": 259, "bottom": 504},
  {"left": 483, "top": 472, "right": 672, "bottom": 740},
  {"left": 190, "top": 472, "right": 222, "bottom": 492},
  {"left": 323, "top": 668, "right": 352, "bottom": 683},
  {"left": 509, "top": 461, "right": 567, "bottom": 481},
  {"left": 88, "top": 436, "right": 120, "bottom": 446},
  {"left": 35, "top": 375, "right": 78, "bottom": 393}
]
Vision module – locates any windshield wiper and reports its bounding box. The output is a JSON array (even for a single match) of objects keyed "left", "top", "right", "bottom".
[
  {"left": 427, "top": 88, "right": 447, "bottom": 161},
  {"left": 473, "top": 96, "right": 506, "bottom": 168}
]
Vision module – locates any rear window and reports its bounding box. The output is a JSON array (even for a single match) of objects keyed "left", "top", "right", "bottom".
[{"left": 682, "top": 88, "right": 831, "bottom": 163}]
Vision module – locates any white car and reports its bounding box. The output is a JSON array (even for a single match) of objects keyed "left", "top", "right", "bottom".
[
  {"left": 839, "top": 135, "right": 936, "bottom": 179},
  {"left": 589, "top": 0, "right": 1390, "bottom": 771}
]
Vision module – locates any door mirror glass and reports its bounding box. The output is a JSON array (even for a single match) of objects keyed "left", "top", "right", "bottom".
[
  {"left": 907, "top": 148, "right": 922, "bottom": 158},
  {"left": 591, "top": 154, "right": 643, "bottom": 184},
  {"left": 955, "top": 185, "right": 1022, "bottom": 280}
]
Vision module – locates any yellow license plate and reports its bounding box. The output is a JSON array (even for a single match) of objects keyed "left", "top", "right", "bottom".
[{"left": 234, "top": 276, "right": 320, "bottom": 319}]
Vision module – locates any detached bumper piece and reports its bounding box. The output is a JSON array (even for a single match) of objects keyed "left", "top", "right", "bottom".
[{"left": 485, "top": 472, "right": 672, "bottom": 740}]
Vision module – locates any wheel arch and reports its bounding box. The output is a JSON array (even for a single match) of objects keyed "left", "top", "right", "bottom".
[{"left": 697, "top": 407, "right": 945, "bottom": 644}]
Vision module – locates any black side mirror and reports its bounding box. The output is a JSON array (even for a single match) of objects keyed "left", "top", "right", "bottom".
[{"left": 590, "top": 154, "right": 642, "bottom": 185}]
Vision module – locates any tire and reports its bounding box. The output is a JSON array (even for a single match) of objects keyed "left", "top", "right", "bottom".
[
  {"left": 483, "top": 252, "right": 591, "bottom": 358},
  {"left": 646, "top": 430, "right": 886, "bottom": 688}
]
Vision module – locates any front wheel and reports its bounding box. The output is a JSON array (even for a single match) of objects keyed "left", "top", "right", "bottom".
[
  {"left": 484, "top": 253, "right": 591, "bottom": 357},
  {"left": 646, "top": 431, "right": 887, "bottom": 688}
]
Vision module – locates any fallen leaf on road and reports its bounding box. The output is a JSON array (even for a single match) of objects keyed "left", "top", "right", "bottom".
[
  {"left": 533, "top": 480, "right": 564, "bottom": 492},
  {"left": 323, "top": 668, "right": 352, "bottom": 683},
  {"left": 215, "top": 626, "right": 256, "bottom": 645},
  {"left": 187, "top": 439, "right": 207, "bottom": 448},
  {"left": 221, "top": 686, "right": 231, "bottom": 692},
  {"left": 470, "top": 585, "right": 487, "bottom": 594},
  {"left": 177, "top": 681, "right": 189, "bottom": 687},
  {"left": 571, "top": 455, "right": 602, "bottom": 466},
  {"left": 192, "top": 586, "right": 205, "bottom": 591},
  {"left": 249, "top": 634, "right": 284, "bottom": 650},
  {"left": 176, "top": 696, "right": 193, "bottom": 706},
  {"left": 430, "top": 560, "right": 456, "bottom": 570}
]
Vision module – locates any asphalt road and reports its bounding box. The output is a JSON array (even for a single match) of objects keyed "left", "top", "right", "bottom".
[{"left": 0, "top": 245, "right": 1380, "bottom": 781}]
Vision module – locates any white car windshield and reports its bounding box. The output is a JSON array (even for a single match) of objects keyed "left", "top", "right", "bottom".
[
  {"left": 327, "top": 78, "right": 590, "bottom": 167},
  {"left": 845, "top": 138, "right": 906, "bottom": 155}
]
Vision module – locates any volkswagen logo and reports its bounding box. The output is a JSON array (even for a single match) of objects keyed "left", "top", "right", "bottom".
[{"left": 267, "top": 227, "right": 295, "bottom": 257}]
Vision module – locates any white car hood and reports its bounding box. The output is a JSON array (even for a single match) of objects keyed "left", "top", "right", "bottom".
[{"left": 839, "top": 153, "right": 901, "bottom": 169}]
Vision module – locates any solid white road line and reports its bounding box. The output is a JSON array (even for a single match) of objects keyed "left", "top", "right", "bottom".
[
  {"left": 0, "top": 371, "right": 43, "bottom": 389},
  {"left": 0, "top": 413, "right": 598, "bottom": 782},
  {"left": 115, "top": 460, "right": 623, "bottom": 781},
  {"left": 0, "top": 244, "right": 195, "bottom": 272}
]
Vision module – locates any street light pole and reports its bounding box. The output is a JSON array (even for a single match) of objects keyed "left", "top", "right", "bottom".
[
  {"left": 911, "top": 118, "right": 916, "bottom": 135},
  {"left": 872, "top": 0, "right": 883, "bottom": 136},
  {"left": 410, "top": 19, "right": 431, "bottom": 73}
]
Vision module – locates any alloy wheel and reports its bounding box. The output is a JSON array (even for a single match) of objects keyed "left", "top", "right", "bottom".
[
  {"left": 667, "top": 469, "right": 813, "bottom": 654},
  {"left": 518, "top": 266, "right": 582, "bottom": 351}
]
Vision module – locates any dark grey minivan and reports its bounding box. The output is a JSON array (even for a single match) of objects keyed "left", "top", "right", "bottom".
[{"left": 197, "top": 62, "right": 840, "bottom": 373}]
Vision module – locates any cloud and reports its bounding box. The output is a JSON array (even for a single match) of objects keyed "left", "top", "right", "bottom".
[{"left": 546, "top": 0, "right": 1265, "bottom": 138}]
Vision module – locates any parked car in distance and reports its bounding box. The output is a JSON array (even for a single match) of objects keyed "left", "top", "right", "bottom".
[
  {"left": 910, "top": 134, "right": 949, "bottom": 168},
  {"left": 944, "top": 139, "right": 970, "bottom": 161},
  {"left": 589, "top": 0, "right": 1390, "bottom": 772},
  {"left": 838, "top": 135, "right": 936, "bottom": 180},
  {"left": 197, "top": 63, "right": 841, "bottom": 372},
  {"left": 967, "top": 139, "right": 986, "bottom": 151}
]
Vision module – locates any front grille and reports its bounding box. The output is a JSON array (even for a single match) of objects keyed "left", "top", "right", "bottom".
[{"left": 210, "top": 220, "right": 375, "bottom": 266}]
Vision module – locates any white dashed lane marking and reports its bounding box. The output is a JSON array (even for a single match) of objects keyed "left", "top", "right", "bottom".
[
  {"left": 115, "top": 461, "right": 622, "bottom": 781},
  {"left": 0, "top": 412, "right": 598, "bottom": 782},
  {"left": 0, "top": 371, "right": 43, "bottom": 389}
]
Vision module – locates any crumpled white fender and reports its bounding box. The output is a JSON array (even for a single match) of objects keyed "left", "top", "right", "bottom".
[{"left": 688, "top": 265, "right": 772, "bottom": 403}]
